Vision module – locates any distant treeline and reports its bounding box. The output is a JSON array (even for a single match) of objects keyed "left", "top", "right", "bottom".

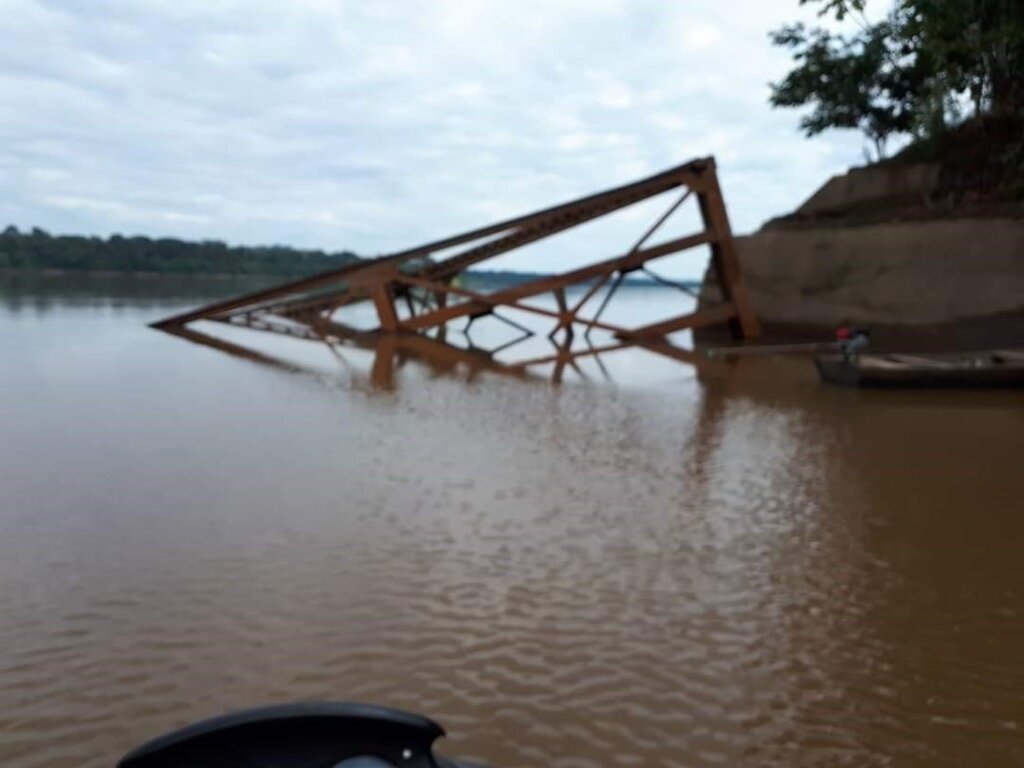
[
  {"left": 0, "top": 226, "right": 361, "bottom": 277},
  {"left": 463, "top": 269, "right": 556, "bottom": 288},
  {"left": 1, "top": 225, "right": 702, "bottom": 288},
  {"left": 465, "top": 268, "right": 697, "bottom": 289}
]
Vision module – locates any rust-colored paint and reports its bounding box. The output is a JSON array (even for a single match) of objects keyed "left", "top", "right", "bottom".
[{"left": 153, "top": 157, "right": 759, "bottom": 372}]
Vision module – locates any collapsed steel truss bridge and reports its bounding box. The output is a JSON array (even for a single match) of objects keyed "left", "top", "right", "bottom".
[{"left": 154, "top": 156, "right": 759, "bottom": 382}]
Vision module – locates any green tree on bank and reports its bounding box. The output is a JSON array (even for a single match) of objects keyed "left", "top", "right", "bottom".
[
  {"left": 0, "top": 225, "right": 361, "bottom": 276},
  {"left": 769, "top": 0, "right": 1024, "bottom": 160}
]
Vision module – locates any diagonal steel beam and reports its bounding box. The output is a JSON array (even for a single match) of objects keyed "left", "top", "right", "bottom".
[
  {"left": 152, "top": 159, "right": 710, "bottom": 329},
  {"left": 398, "top": 231, "right": 713, "bottom": 331}
]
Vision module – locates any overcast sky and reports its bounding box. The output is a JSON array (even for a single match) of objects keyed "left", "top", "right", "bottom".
[{"left": 2, "top": 0, "right": 878, "bottom": 274}]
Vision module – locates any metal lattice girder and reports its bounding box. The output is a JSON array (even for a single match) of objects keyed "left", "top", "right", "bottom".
[{"left": 153, "top": 156, "right": 759, "bottom": 367}]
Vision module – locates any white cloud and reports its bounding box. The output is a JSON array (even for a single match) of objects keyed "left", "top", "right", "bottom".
[
  {"left": 596, "top": 81, "right": 634, "bottom": 109},
  {"left": 681, "top": 21, "right": 723, "bottom": 50},
  {"left": 0, "top": 0, "right": 887, "bottom": 276}
]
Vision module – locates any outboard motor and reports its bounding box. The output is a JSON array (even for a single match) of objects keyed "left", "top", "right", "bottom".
[{"left": 118, "top": 702, "right": 485, "bottom": 768}]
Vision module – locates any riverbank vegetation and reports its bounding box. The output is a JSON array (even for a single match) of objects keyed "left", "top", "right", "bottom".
[
  {"left": 0, "top": 226, "right": 696, "bottom": 288},
  {"left": 770, "top": 0, "right": 1023, "bottom": 200},
  {"left": 0, "top": 226, "right": 361, "bottom": 277}
]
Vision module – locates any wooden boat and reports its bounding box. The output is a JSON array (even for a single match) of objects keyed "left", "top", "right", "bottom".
[{"left": 815, "top": 349, "right": 1024, "bottom": 388}]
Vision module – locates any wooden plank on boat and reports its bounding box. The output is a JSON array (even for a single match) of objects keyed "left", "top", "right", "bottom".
[{"left": 705, "top": 341, "right": 841, "bottom": 357}]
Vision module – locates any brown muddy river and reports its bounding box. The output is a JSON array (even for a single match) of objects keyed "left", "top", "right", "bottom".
[{"left": 1, "top": 273, "right": 1022, "bottom": 767}]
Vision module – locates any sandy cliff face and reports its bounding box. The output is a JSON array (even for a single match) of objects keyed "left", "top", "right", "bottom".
[
  {"left": 702, "top": 162, "right": 1024, "bottom": 346},
  {"left": 733, "top": 219, "right": 1024, "bottom": 326}
]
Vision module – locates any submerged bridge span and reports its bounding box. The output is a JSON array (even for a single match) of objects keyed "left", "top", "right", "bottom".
[{"left": 154, "top": 157, "right": 759, "bottom": 379}]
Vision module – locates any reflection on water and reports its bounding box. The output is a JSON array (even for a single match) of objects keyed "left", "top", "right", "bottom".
[
  {"left": 0, "top": 273, "right": 1022, "bottom": 767},
  {"left": 0, "top": 270, "right": 281, "bottom": 312},
  {"left": 158, "top": 321, "right": 711, "bottom": 392}
]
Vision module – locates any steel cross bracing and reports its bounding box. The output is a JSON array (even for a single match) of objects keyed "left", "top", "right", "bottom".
[{"left": 153, "top": 157, "right": 760, "bottom": 378}]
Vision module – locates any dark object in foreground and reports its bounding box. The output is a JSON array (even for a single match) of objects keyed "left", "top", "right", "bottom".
[
  {"left": 815, "top": 349, "right": 1024, "bottom": 388},
  {"left": 118, "top": 702, "right": 484, "bottom": 768}
]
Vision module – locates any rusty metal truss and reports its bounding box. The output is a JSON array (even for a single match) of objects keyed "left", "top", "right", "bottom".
[{"left": 153, "top": 156, "right": 759, "bottom": 379}]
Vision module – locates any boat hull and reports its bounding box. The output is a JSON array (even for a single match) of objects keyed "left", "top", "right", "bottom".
[{"left": 815, "top": 351, "right": 1024, "bottom": 389}]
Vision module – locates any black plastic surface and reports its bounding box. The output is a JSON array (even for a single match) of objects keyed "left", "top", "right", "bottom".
[{"left": 118, "top": 702, "right": 450, "bottom": 768}]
